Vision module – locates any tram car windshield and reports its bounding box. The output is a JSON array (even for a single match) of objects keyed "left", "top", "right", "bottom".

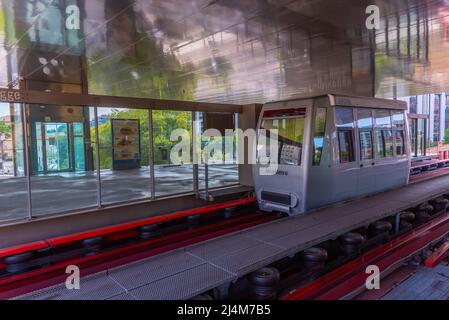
[{"left": 253, "top": 94, "right": 410, "bottom": 215}]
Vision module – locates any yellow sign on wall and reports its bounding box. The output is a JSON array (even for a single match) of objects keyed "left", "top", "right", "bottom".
[{"left": 111, "top": 119, "right": 140, "bottom": 163}]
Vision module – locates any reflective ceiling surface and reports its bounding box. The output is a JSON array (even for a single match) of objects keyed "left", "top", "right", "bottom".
[{"left": 0, "top": 0, "right": 448, "bottom": 104}]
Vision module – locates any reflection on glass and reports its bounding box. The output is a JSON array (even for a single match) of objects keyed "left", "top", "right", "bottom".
[
  {"left": 30, "top": 105, "right": 97, "bottom": 216},
  {"left": 359, "top": 131, "right": 374, "bottom": 160},
  {"left": 376, "top": 129, "right": 394, "bottom": 158},
  {"left": 260, "top": 114, "right": 305, "bottom": 166},
  {"left": 0, "top": 103, "right": 28, "bottom": 221},
  {"left": 73, "top": 122, "right": 85, "bottom": 170},
  {"left": 375, "top": 110, "right": 392, "bottom": 128},
  {"left": 392, "top": 111, "right": 405, "bottom": 129},
  {"left": 357, "top": 109, "right": 373, "bottom": 129},
  {"left": 358, "top": 109, "right": 374, "bottom": 161},
  {"left": 153, "top": 110, "right": 193, "bottom": 196},
  {"left": 336, "top": 107, "right": 354, "bottom": 128},
  {"left": 198, "top": 112, "right": 239, "bottom": 189},
  {"left": 336, "top": 107, "right": 355, "bottom": 163},
  {"left": 338, "top": 130, "right": 355, "bottom": 163},
  {"left": 312, "top": 108, "right": 326, "bottom": 166},
  {"left": 44, "top": 123, "right": 70, "bottom": 172},
  {"left": 97, "top": 107, "right": 150, "bottom": 204},
  {"left": 395, "top": 131, "right": 405, "bottom": 155}
]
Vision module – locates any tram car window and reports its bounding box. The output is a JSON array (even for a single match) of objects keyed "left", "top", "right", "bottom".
[
  {"left": 375, "top": 110, "right": 394, "bottom": 158},
  {"left": 253, "top": 94, "right": 410, "bottom": 216},
  {"left": 336, "top": 107, "right": 355, "bottom": 163},
  {"left": 357, "top": 109, "right": 374, "bottom": 160},
  {"left": 312, "top": 108, "right": 327, "bottom": 166}
]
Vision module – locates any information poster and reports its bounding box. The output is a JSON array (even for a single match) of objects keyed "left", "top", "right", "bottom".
[{"left": 111, "top": 119, "right": 141, "bottom": 169}]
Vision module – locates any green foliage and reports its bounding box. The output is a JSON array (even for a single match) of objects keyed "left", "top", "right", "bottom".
[
  {"left": 92, "top": 109, "right": 192, "bottom": 167},
  {"left": 0, "top": 121, "right": 11, "bottom": 139},
  {"left": 444, "top": 128, "right": 449, "bottom": 145},
  {"left": 0, "top": 8, "right": 5, "bottom": 33}
]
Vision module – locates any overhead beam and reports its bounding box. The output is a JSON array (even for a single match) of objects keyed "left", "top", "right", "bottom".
[{"left": 0, "top": 88, "right": 242, "bottom": 113}]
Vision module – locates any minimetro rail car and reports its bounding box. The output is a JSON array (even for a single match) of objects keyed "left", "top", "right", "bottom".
[{"left": 253, "top": 94, "right": 410, "bottom": 215}]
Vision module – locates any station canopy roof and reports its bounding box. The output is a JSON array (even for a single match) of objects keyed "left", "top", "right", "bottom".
[{"left": 0, "top": 0, "right": 448, "bottom": 104}]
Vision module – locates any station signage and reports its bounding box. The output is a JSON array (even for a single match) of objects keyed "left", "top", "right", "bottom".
[
  {"left": 111, "top": 118, "right": 141, "bottom": 170},
  {"left": 0, "top": 89, "right": 22, "bottom": 103}
]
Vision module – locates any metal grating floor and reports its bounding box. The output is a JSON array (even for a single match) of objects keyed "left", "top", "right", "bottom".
[
  {"left": 382, "top": 264, "right": 449, "bottom": 300},
  {"left": 13, "top": 272, "right": 126, "bottom": 300},
  {"left": 16, "top": 174, "right": 449, "bottom": 300}
]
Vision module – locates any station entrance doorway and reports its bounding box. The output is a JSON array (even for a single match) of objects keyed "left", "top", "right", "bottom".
[
  {"left": 29, "top": 105, "right": 93, "bottom": 175},
  {"left": 34, "top": 122, "right": 85, "bottom": 174}
]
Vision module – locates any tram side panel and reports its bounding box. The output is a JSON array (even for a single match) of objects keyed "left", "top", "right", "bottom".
[
  {"left": 306, "top": 97, "right": 339, "bottom": 210},
  {"left": 252, "top": 100, "right": 313, "bottom": 215},
  {"left": 254, "top": 95, "right": 410, "bottom": 216},
  {"left": 307, "top": 104, "right": 410, "bottom": 211}
]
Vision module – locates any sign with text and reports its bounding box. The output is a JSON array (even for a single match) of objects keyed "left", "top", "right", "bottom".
[
  {"left": 0, "top": 90, "right": 22, "bottom": 103},
  {"left": 111, "top": 119, "right": 141, "bottom": 170}
]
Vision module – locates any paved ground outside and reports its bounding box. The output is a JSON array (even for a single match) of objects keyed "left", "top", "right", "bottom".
[{"left": 0, "top": 164, "right": 238, "bottom": 222}]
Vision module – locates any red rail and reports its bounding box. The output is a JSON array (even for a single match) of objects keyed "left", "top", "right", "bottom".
[
  {"left": 424, "top": 241, "right": 449, "bottom": 268},
  {"left": 0, "top": 199, "right": 270, "bottom": 299},
  {"left": 282, "top": 212, "right": 449, "bottom": 300},
  {"left": 0, "top": 197, "right": 256, "bottom": 258}
]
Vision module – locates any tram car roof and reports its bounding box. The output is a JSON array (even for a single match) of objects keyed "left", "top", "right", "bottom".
[{"left": 263, "top": 93, "right": 407, "bottom": 111}]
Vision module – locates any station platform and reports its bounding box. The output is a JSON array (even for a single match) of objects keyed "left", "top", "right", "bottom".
[{"left": 14, "top": 174, "right": 449, "bottom": 300}]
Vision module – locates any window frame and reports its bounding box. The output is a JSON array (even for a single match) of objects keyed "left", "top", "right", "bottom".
[
  {"left": 356, "top": 108, "right": 374, "bottom": 161},
  {"left": 259, "top": 114, "right": 306, "bottom": 167},
  {"left": 374, "top": 109, "right": 395, "bottom": 159},
  {"left": 312, "top": 107, "right": 327, "bottom": 166},
  {"left": 335, "top": 107, "right": 356, "bottom": 164},
  {"left": 392, "top": 110, "right": 406, "bottom": 157}
]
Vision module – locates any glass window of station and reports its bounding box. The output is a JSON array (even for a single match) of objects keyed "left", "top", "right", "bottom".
[{"left": 0, "top": 102, "right": 240, "bottom": 222}]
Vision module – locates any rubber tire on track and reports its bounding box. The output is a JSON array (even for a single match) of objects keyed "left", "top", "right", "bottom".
[
  {"left": 82, "top": 236, "right": 103, "bottom": 247},
  {"left": 186, "top": 215, "right": 201, "bottom": 223},
  {"left": 223, "top": 206, "right": 237, "bottom": 219},
  {"left": 250, "top": 286, "right": 277, "bottom": 300},
  {"left": 399, "top": 221, "right": 413, "bottom": 230},
  {"left": 6, "top": 262, "right": 32, "bottom": 274},
  {"left": 84, "top": 244, "right": 102, "bottom": 254},
  {"left": 416, "top": 203, "right": 433, "bottom": 214},
  {"left": 302, "top": 247, "right": 328, "bottom": 262},
  {"left": 248, "top": 267, "right": 280, "bottom": 287},
  {"left": 432, "top": 197, "right": 449, "bottom": 211},
  {"left": 370, "top": 220, "right": 393, "bottom": 232},
  {"left": 140, "top": 224, "right": 160, "bottom": 232},
  {"left": 399, "top": 211, "right": 415, "bottom": 222},
  {"left": 339, "top": 232, "right": 365, "bottom": 245},
  {"left": 4, "top": 251, "right": 34, "bottom": 265}
]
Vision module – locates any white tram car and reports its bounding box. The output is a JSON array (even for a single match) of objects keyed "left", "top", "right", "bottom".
[{"left": 253, "top": 94, "right": 410, "bottom": 215}]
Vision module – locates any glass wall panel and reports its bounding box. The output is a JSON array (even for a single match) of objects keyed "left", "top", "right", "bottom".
[
  {"left": 29, "top": 105, "right": 98, "bottom": 216},
  {"left": 153, "top": 110, "right": 193, "bottom": 197},
  {"left": 0, "top": 103, "right": 28, "bottom": 221},
  {"left": 97, "top": 107, "right": 150, "bottom": 204}
]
